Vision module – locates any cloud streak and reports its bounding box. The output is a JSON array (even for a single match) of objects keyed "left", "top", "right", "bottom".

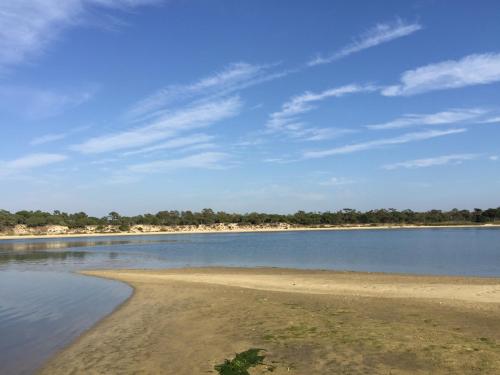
[
  {"left": 30, "top": 126, "right": 90, "bottom": 146},
  {"left": 71, "top": 97, "right": 241, "bottom": 154},
  {"left": 0, "top": 85, "right": 95, "bottom": 119},
  {"left": 127, "top": 19, "right": 421, "bottom": 125},
  {"left": 383, "top": 154, "right": 480, "bottom": 170},
  {"left": 0, "top": 0, "right": 161, "bottom": 72},
  {"left": 320, "top": 177, "right": 356, "bottom": 186},
  {"left": 382, "top": 52, "right": 500, "bottom": 96},
  {"left": 267, "top": 84, "right": 375, "bottom": 140},
  {"left": 309, "top": 19, "right": 422, "bottom": 66},
  {"left": 367, "top": 108, "right": 487, "bottom": 130},
  {"left": 0, "top": 153, "right": 68, "bottom": 177},
  {"left": 121, "top": 134, "right": 214, "bottom": 156},
  {"left": 303, "top": 128, "right": 466, "bottom": 159},
  {"left": 482, "top": 116, "right": 500, "bottom": 124},
  {"left": 126, "top": 62, "right": 289, "bottom": 122},
  {"left": 30, "top": 133, "right": 68, "bottom": 146},
  {"left": 128, "top": 152, "right": 228, "bottom": 173}
]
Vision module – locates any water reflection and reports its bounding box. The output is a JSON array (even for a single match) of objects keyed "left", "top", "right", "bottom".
[
  {"left": 0, "top": 237, "right": 181, "bottom": 252},
  {"left": 0, "top": 251, "right": 87, "bottom": 266}
]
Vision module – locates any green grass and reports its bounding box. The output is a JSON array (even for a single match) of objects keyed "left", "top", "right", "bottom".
[{"left": 215, "top": 348, "right": 275, "bottom": 375}]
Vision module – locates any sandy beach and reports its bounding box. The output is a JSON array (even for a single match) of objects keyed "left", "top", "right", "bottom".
[
  {"left": 2, "top": 223, "right": 499, "bottom": 240},
  {"left": 41, "top": 268, "right": 500, "bottom": 374}
]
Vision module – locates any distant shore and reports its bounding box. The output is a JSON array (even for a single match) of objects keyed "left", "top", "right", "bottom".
[
  {"left": 41, "top": 268, "right": 500, "bottom": 374},
  {"left": 1, "top": 222, "right": 499, "bottom": 240}
]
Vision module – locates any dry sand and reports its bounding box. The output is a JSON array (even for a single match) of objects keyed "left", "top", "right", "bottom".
[
  {"left": 40, "top": 268, "right": 500, "bottom": 374},
  {"left": 2, "top": 223, "right": 499, "bottom": 240}
]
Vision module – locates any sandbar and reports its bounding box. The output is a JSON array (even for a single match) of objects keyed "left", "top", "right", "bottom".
[{"left": 41, "top": 268, "right": 500, "bottom": 374}]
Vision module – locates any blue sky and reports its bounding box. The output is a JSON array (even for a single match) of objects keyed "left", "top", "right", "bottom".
[{"left": 1, "top": 0, "right": 499, "bottom": 215}]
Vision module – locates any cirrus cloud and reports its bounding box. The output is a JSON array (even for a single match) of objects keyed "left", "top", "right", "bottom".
[
  {"left": 128, "top": 152, "right": 228, "bottom": 173},
  {"left": 0, "top": 0, "right": 162, "bottom": 72},
  {"left": 366, "top": 108, "right": 487, "bottom": 130},
  {"left": 383, "top": 154, "right": 480, "bottom": 170},
  {"left": 382, "top": 52, "right": 500, "bottom": 96},
  {"left": 71, "top": 97, "right": 242, "bottom": 154},
  {"left": 267, "top": 84, "right": 375, "bottom": 140},
  {"left": 303, "top": 128, "right": 466, "bottom": 159},
  {"left": 0, "top": 153, "right": 68, "bottom": 177},
  {"left": 309, "top": 19, "right": 422, "bottom": 66}
]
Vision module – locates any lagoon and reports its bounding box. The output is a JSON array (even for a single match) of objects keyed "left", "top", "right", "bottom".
[{"left": 1, "top": 228, "right": 500, "bottom": 374}]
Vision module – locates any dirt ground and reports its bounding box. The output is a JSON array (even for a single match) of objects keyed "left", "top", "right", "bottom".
[{"left": 40, "top": 268, "right": 500, "bottom": 374}]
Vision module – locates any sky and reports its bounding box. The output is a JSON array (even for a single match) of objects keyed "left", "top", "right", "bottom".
[{"left": 0, "top": 0, "right": 499, "bottom": 216}]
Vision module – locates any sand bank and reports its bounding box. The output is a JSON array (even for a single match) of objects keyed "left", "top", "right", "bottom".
[
  {"left": 41, "top": 268, "right": 500, "bottom": 374},
  {"left": 2, "top": 223, "right": 499, "bottom": 240}
]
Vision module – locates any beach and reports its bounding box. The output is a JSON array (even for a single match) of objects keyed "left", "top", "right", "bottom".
[
  {"left": 41, "top": 268, "right": 500, "bottom": 374},
  {"left": 2, "top": 223, "right": 499, "bottom": 240}
]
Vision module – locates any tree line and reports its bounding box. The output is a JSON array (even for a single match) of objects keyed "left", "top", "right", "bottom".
[{"left": 1, "top": 207, "right": 499, "bottom": 230}]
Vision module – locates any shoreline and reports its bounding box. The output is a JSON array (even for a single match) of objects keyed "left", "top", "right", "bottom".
[
  {"left": 41, "top": 267, "right": 500, "bottom": 374},
  {"left": 2, "top": 223, "right": 499, "bottom": 241}
]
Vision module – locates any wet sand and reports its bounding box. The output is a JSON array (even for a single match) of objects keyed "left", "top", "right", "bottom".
[{"left": 41, "top": 268, "right": 500, "bottom": 374}]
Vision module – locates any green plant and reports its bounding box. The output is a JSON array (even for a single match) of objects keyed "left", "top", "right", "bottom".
[{"left": 215, "top": 348, "right": 273, "bottom": 375}]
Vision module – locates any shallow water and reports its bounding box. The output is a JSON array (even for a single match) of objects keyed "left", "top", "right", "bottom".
[
  {"left": 1, "top": 228, "right": 500, "bottom": 374},
  {"left": 0, "top": 271, "right": 131, "bottom": 375}
]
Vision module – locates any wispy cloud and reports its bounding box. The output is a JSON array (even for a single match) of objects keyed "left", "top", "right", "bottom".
[
  {"left": 71, "top": 97, "right": 241, "bottom": 154},
  {"left": 30, "top": 133, "right": 68, "bottom": 146},
  {"left": 126, "top": 62, "right": 289, "bottom": 121},
  {"left": 301, "top": 128, "right": 356, "bottom": 141},
  {"left": 383, "top": 154, "right": 480, "bottom": 170},
  {"left": 30, "top": 125, "right": 90, "bottom": 146},
  {"left": 121, "top": 134, "right": 214, "bottom": 156},
  {"left": 180, "top": 142, "right": 217, "bottom": 153},
  {"left": 268, "top": 84, "right": 374, "bottom": 130},
  {"left": 262, "top": 157, "right": 298, "bottom": 164},
  {"left": 482, "top": 116, "right": 500, "bottom": 124},
  {"left": 233, "top": 137, "right": 265, "bottom": 148},
  {"left": 490, "top": 155, "right": 499, "bottom": 161},
  {"left": 367, "top": 108, "right": 487, "bottom": 130},
  {"left": 308, "top": 19, "right": 422, "bottom": 66},
  {"left": 320, "top": 177, "right": 356, "bottom": 186},
  {"left": 382, "top": 52, "right": 500, "bottom": 96},
  {"left": 267, "top": 84, "right": 375, "bottom": 140},
  {"left": 82, "top": 61, "right": 290, "bottom": 159},
  {"left": 0, "top": 153, "right": 68, "bottom": 177},
  {"left": 0, "top": 0, "right": 161, "bottom": 72},
  {"left": 128, "top": 152, "right": 228, "bottom": 173},
  {"left": 0, "top": 85, "right": 95, "bottom": 119},
  {"left": 303, "top": 128, "right": 466, "bottom": 159}
]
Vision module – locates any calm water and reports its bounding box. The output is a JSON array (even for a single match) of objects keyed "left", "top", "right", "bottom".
[{"left": 1, "top": 228, "right": 500, "bottom": 374}]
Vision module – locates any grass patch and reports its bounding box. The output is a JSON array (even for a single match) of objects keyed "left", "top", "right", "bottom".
[{"left": 215, "top": 348, "right": 275, "bottom": 375}]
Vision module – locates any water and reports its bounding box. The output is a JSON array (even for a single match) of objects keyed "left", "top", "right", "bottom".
[
  {"left": 1, "top": 228, "right": 500, "bottom": 374},
  {"left": 0, "top": 271, "right": 130, "bottom": 375}
]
